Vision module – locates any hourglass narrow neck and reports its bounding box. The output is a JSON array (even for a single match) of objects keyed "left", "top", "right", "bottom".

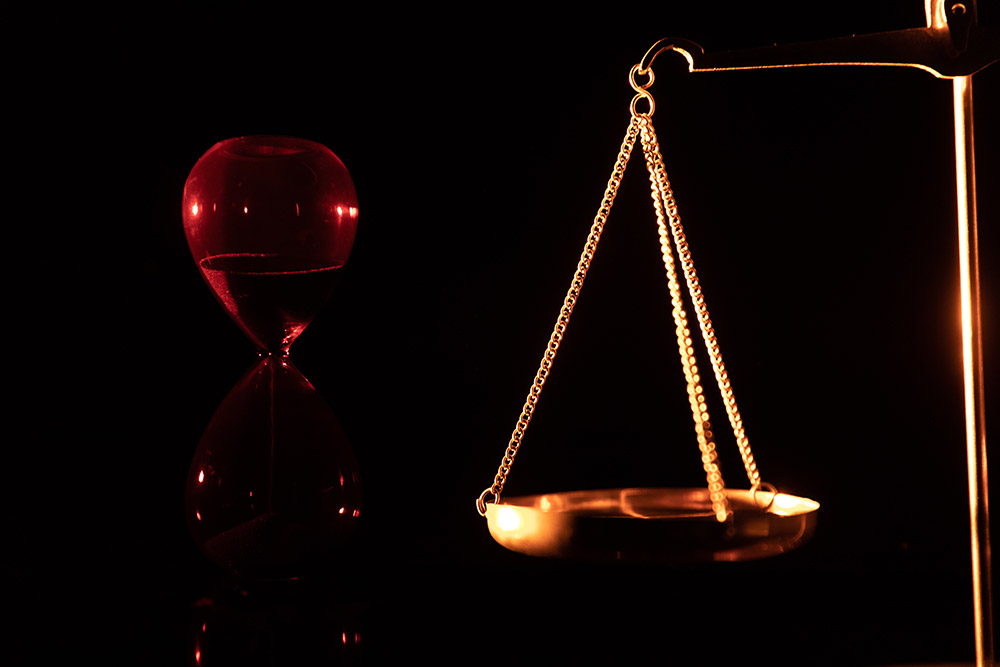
[
  {"left": 259, "top": 346, "right": 293, "bottom": 359},
  {"left": 196, "top": 253, "right": 342, "bottom": 355}
]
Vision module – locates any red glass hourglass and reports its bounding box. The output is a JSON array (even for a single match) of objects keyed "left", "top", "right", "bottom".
[{"left": 182, "top": 136, "right": 361, "bottom": 579}]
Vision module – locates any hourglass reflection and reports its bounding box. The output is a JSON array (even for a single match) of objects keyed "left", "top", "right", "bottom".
[{"left": 182, "top": 136, "right": 361, "bottom": 579}]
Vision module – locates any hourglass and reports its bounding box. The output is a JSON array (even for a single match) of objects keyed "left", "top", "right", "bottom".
[{"left": 182, "top": 136, "right": 361, "bottom": 579}]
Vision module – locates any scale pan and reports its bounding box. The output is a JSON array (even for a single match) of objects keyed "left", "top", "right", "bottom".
[{"left": 485, "top": 487, "right": 819, "bottom": 562}]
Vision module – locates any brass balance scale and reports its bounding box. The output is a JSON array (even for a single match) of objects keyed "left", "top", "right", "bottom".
[{"left": 475, "top": 2, "right": 996, "bottom": 663}]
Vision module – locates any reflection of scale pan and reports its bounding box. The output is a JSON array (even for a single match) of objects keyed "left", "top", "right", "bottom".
[{"left": 486, "top": 487, "right": 819, "bottom": 562}]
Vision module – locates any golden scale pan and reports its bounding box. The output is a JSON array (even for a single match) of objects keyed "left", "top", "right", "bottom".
[
  {"left": 483, "top": 487, "right": 820, "bottom": 562},
  {"left": 476, "top": 8, "right": 996, "bottom": 563}
]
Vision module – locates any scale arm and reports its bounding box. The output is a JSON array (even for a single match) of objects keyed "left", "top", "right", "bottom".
[{"left": 640, "top": 1, "right": 998, "bottom": 78}]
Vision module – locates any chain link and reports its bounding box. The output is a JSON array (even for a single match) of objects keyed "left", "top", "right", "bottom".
[
  {"left": 476, "top": 116, "right": 643, "bottom": 516},
  {"left": 639, "top": 116, "right": 763, "bottom": 490},
  {"left": 639, "top": 115, "right": 730, "bottom": 522}
]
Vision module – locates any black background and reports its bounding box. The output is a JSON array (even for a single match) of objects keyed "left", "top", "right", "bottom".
[{"left": 11, "top": 2, "right": 999, "bottom": 664}]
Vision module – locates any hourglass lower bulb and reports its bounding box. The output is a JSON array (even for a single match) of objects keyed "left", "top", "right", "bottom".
[{"left": 182, "top": 136, "right": 361, "bottom": 579}]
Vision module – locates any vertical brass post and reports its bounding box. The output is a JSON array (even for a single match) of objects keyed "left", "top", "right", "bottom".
[{"left": 953, "top": 73, "right": 993, "bottom": 667}]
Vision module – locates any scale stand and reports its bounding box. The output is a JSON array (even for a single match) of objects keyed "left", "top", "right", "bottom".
[{"left": 477, "top": 1, "right": 997, "bottom": 664}]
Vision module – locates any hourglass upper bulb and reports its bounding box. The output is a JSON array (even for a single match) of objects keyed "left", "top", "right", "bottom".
[{"left": 182, "top": 136, "right": 359, "bottom": 353}]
